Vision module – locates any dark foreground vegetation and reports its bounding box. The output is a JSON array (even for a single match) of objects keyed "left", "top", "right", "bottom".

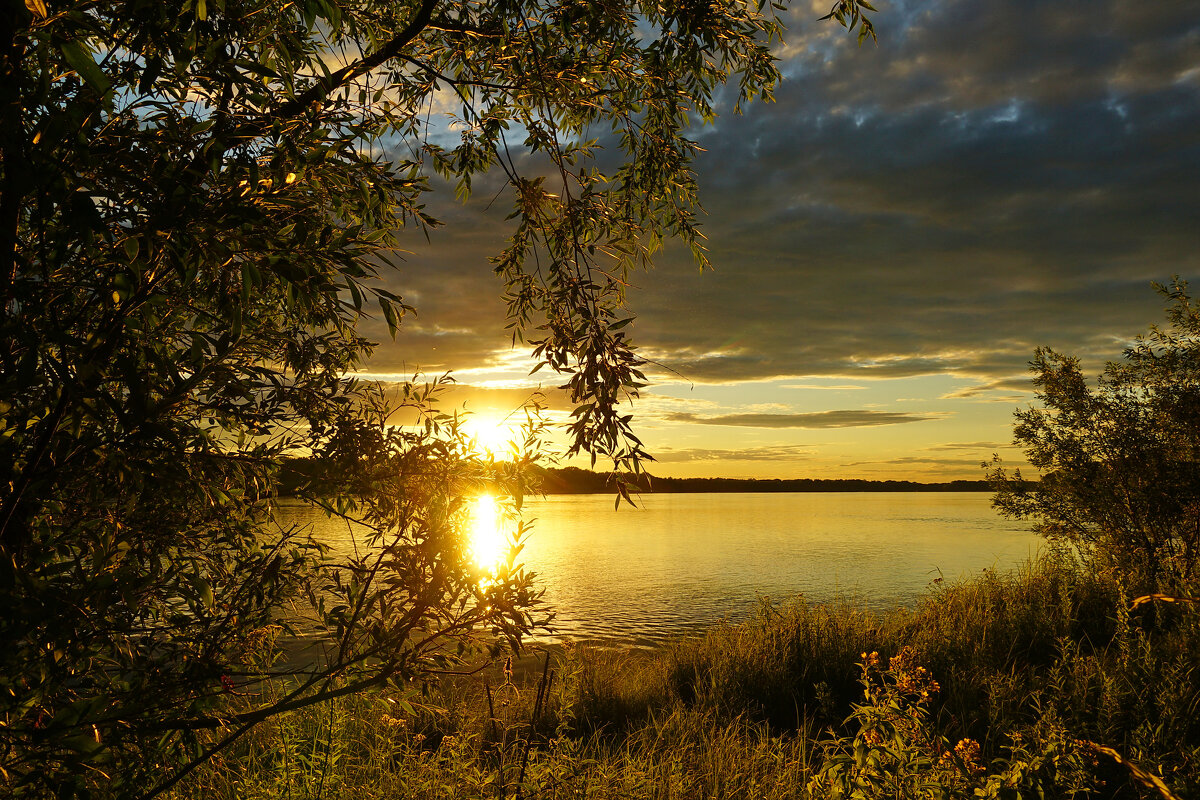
[
  {"left": 4, "top": 0, "right": 879, "bottom": 794},
  {"left": 5, "top": 0, "right": 1197, "bottom": 790},
  {"left": 169, "top": 552, "right": 1200, "bottom": 799}
]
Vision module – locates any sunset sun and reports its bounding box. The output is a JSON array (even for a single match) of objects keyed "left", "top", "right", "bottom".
[{"left": 462, "top": 414, "right": 519, "bottom": 459}]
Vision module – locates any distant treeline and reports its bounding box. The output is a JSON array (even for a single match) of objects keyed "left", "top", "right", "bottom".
[
  {"left": 535, "top": 466, "right": 991, "bottom": 494},
  {"left": 276, "top": 459, "right": 989, "bottom": 495}
]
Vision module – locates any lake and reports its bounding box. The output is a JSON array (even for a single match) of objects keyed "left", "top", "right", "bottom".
[{"left": 280, "top": 492, "right": 1039, "bottom": 648}]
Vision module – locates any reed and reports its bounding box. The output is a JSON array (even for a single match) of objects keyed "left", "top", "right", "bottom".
[{"left": 171, "top": 553, "right": 1200, "bottom": 800}]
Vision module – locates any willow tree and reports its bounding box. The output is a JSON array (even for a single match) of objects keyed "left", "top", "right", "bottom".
[{"left": 0, "top": 0, "right": 875, "bottom": 795}]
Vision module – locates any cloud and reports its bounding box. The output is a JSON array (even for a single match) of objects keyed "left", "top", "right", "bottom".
[
  {"left": 354, "top": 0, "right": 1200, "bottom": 396},
  {"left": 779, "top": 383, "right": 867, "bottom": 390},
  {"left": 661, "top": 410, "right": 944, "bottom": 428},
  {"left": 370, "top": 382, "right": 574, "bottom": 428},
  {"left": 941, "top": 377, "right": 1036, "bottom": 399},
  {"left": 615, "top": 0, "right": 1200, "bottom": 384},
  {"left": 922, "top": 441, "right": 1009, "bottom": 452},
  {"left": 654, "top": 444, "right": 814, "bottom": 462},
  {"left": 841, "top": 456, "right": 989, "bottom": 468}
]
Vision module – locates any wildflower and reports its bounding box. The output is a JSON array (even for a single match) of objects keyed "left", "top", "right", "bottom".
[
  {"left": 954, "top": 738, "right": 984, "bottom": 773},
  {"left": 888, "top": 647, "right": 916, "bottom": 675},
  {"left": 1076, "top": 739, "right": 1101, "bottom": 767},
  {"left": 889, "top": 647, "right": 939, "bottom": 700}
]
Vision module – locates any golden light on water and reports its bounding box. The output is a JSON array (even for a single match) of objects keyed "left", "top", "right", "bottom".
[{"left": 469, "top": 494, "right": 508, "bottom": 573}]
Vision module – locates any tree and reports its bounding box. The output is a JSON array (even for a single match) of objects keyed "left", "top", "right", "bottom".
[
  {"left": 989, "top": 280, "right": 1200, "bottom": 592},
  {"left": 0, "top": 0, "right": 877, "bottom": 796}
]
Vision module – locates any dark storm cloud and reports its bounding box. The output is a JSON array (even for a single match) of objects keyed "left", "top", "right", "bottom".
[
  {"left": 621, "top": 0, "right": 1200, "bottom": 383},
  {"left": 355, "top": 174, "right": 530, "bottom": 375},
  {"left": 363, "top": 0, "right": 1200, "bottom": 389},
  {"left": 662, "top": 410, "right": 942, "bottom": 427}
]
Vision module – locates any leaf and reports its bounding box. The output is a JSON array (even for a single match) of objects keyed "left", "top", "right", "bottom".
[
  {"left": 59, "top": 40, "right": 110, "bottom": 93},
  {"left": 62, "top": 734, "right": 103, "bottom": 755},
  {"left": 24, "top": 0, "right": 47, "bottom": 18},
  {"left": 138, "top": 56, "right": 162, "bottom": 94},
  {"left": 234, "top": 59, "right": 281, "bottom": 80},
  {"left": 380, "top": 297, "right": 400, "bottom": 337}
]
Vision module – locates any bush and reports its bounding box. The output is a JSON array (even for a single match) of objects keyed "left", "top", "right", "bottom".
[{"left": 989, "top": 280, "right": 1200, "bottom": 592}]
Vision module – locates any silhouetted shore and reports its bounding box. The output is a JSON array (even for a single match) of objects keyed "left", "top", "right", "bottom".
[
  {"left": 277, "top": 458, "right": 990, "bottom": 495},
  {"left": 534, "top": 466, "right": 990, "bottom": 494}
]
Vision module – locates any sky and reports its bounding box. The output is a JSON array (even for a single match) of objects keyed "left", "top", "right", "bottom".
[{"left": 359, "top": 0, "right": 1200, "bottom": 481}]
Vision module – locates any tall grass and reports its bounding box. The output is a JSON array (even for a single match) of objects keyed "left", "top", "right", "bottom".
[
  {"left": 172, "top": 553, "right": 1200, "bottom": 799},
  {"left": 571, "top": 553, "right": 1122, "bottom": 736},
  {"left": 174, "top": 679, "right": 816, "bottom": 800}
]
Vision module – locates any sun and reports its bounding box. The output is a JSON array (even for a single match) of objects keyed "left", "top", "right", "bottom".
[{"left": 462, "top": 414, "right": 519, "bottom": 459}]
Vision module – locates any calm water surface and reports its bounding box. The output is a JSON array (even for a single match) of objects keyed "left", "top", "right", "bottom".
[{"left": 282, "top": 492, "right": 1039, "bottom": 647}]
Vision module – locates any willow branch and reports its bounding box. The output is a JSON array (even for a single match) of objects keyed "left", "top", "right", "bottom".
[{"left": 261, "top": 0, "right": 437, "bottom": 123}]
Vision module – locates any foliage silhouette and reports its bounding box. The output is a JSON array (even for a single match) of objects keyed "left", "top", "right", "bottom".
[
  {"left": 990, "top": 279, "right": 1200, "bottom": 592},
  {"left": 0, "top": 0, "right": 878, "bottom": 796}
]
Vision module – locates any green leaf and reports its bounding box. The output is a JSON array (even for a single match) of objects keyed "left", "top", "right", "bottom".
[
  {"left": 63, "top": 733, "right": 103, "bottom": 755},
  {"left": 234, "top": 59, "right": 281, "bottom": 80},
  {"left": 380, "top": 297, "right": 400, "bottom": 337},
  {"left": 59, "top": 40, "right": 111, "bottom": 93}
]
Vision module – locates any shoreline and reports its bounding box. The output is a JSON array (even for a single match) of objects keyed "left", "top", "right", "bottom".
[{"left": 277, "top": 459, "right": 994, "bottom": 497}]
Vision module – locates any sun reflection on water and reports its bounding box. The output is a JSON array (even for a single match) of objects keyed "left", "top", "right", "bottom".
[{"left": 469, "top": 494, "right": 508, "bottom": 573}]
